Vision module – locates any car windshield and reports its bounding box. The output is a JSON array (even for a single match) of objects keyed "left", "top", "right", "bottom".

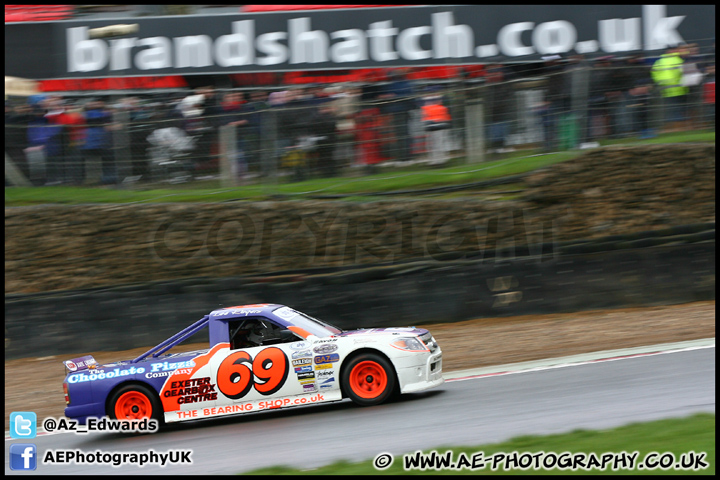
[{"left": 273, "top": 306, "right": 343, "bottom": 337}]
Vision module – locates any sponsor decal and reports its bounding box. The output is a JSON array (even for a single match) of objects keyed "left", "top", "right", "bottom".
[
  {"left": 319, "top": 383, "right": 334, "bottom": 389},
  {"left": 150, "top": 360, "right": 196, "bottom": 372},
  {"left": 161, "top": 342, "right": 228, "bottom": 412},
  {"left": 313, "top": 344, "right": 338, "bottom": 354},
  {"left": 314, "top": 338, "right": 338, "bottom": 343},
  {"left": 68, "top": 366, "right": 145, "bottom": 383},
  {"left": 289, "top": 341, "right": 310, "bottom": 351},
  {"left": 211, "top": 308, "right": 262, "bottom": 317},
  {"left": 63, "top": 355, "right": 97, "bottom": 372},
  {"left": 320, "top": 376, "right": 335, "bottom": 384},
  {"left": 172, "top": 394, "right": 330, "bottom": 421},
  {"left": 202, "top": 403, "right": 253, "bottom": 415},
  {"left": 292, "top": 358, "right": 312, "bottom": 367},
  {"left": 294, "top": 366, "right": 312, "bottom": 373},
  {"left": 315, "top": 364, "right": 333, "bottom": 370},
  {"left": 297, "top": 372, "right": 315, "bottom": 380},
  {"left": 314, "top": 353, "right": 340, "bottom": 365},
  {"left": 302, "top": 383, "right": 318, "bottom": 392},
  {"left": 162, "top": 377, "right": 218, "bottom": 405},
  {"left": 316, "top": 370, "right": 335, "bottom": 380},
  {"left": 273, "top": 306, "right": 299, "bottom": 320},
  {"left": 292, "top": 350, "right": 312, "bottom": 360},
  {"left": 145, "top": 367, "right": 193, "bottom": 379}
]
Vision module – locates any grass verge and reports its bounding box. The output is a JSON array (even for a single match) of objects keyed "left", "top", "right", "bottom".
[
  {"left": 244, "top": 413, "right": 714, "bottom": 475},
  {"left": 5, "top": 131, "right": 713, "bottom": 206}
]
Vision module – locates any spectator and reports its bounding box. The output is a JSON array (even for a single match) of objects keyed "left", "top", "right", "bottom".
[
  {"left": 243, "top": 90, "right": 268, "bottom": 173},
  {"left": 421, "top": 95, "right": 452, "bottom": 165},
  {"left": 329, "top": 84, "right": 361, "bottom": 168},
  {"left": 538, "top": 55, "right": 570, "bottom": 151},
  {"left": 379, "top": 69, "right": 416, "bottom": 162},
  {"left": 24, "top": 97, "right": 63, "bottom": 185},
  {"left": 680, "top": 43, "right": 705, "bottom": 128},
  {"left": 651, "top": 46, "right": 688, "bottom": 131},
  {"left": 603, "top": 57, "right": 635, "bottom": 138},
  {"left": 625, "top": 54, "right": 655, "bottom": 138},
  {"left": 6, "top": 103, "right": 34, "bottom": 181},
  {"left": 587, "top": 56, "right": 614, "bottom": 141},
  {"left": 268, "top": 90, "right": 289, "bottom": 175},
  {"left": 198, "top": 86, "right": 223, "bottom": 173},
  {"left": 46, "top": 99, "right": 86, "bottom": 185},
  {"left": 221, "top": 92, "right": 249, "bottom": 182},
  {"left": 126, "top": 98, "right": 155, "bottom": 179},
  {"left": 702, "top": 64, "right": 715, "bottom": 128},
  {"left": 81, "top": 100, "right": 115, "bottom": 185},
  {"left": 285, "top": 87, "right": 319, "bottom": 181},
  {"left": 355, "top": 100, "right": 386, "bottom": 174},
  {"left": 312, "top": 102, "right": 338, "bottom": 177},
  {"left": 484, "top": 64, "right": 513, "bottom": 156}
]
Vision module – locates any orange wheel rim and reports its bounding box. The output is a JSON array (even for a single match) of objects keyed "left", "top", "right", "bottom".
[
  {"left": 349, "top": 361, "right": 388, "bottom": 399},
  {"left": 115, "top": 391, "right": 152, "bottom": 420}
]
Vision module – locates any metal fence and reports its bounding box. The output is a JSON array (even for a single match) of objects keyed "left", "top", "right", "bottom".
[{"left": 5, "top": 52, "right": 716, "bottom": 189}]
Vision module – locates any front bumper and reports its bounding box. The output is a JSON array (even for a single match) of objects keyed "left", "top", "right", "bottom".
[{"left": 396, "top": 349, "right": 444, "bottom": 394}]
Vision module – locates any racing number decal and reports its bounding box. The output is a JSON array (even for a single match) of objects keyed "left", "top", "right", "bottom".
[
  {"left": 217, "top": 347, "right": 289, "bottom": 399},
  {"left": 216, "top": 351, "right": 254, "bottom": 399},
  {"left": 253, "top": 347, "right": 289, "bottom": 395}
]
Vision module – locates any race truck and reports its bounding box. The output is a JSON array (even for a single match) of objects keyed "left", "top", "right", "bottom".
[{"left": 63, "top": 304, "right": 443, "bottom": 426}]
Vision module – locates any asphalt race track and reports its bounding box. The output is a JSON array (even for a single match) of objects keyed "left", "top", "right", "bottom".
[{"left": 5, "top": 347, "right": 715, "bottom": 475}]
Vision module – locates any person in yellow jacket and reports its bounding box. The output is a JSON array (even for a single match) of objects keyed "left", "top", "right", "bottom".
[
  {"left": 421, "top": 95, "right": 451, "bottom": 165},
  {"left": 651, "top": 46, "right": 689, "bottom": 128}
]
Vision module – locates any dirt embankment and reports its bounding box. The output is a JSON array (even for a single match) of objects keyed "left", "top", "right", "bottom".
[{"left": 4, "top": 144, "right": 715, "bottom": 295}]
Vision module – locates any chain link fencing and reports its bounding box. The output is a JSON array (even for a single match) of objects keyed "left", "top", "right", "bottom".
[{"left": 5, "top": 48, "right": 715, "bottom": 190}]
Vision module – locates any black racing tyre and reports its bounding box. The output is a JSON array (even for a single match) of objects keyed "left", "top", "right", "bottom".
[
  {"left": 108, "top": 384, "right": 163, "bottom": 425},
  {"left": 341, "top": 352, "right": 397, "bottom": 406}
]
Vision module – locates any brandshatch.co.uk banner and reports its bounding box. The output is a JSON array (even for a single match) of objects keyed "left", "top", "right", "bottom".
[{"left": 4, "top": 5, "right": 715, "bottom": 79}]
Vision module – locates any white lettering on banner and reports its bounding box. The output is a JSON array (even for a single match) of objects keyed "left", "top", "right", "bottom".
[
  {"left": 257, "top": 31, "right": 289, "bottom": 65},
  {"left": 290, "top": 17, "right": 329, "bottom": 64},
  {"left": 643, "top": 5, "right": 685, "bottom": 51},
  {"left": 135, "top": 36, "right": 171, "bottom": 70},
  {"left": 532, "top": 21, "right": 576, "bottom": 55},
  {"left": 330, "top": 29, "right": 367, "bottom": 63},
  {"left": 215, "top": 20, "right": 255, "bottom": 67},
  {"left": 68, "top": 27, "right": 107, "bottom": 72},
  {"left": 432, "top": 12, "right": 473, "bottom": 59},
  {"left": 367, "top": 20, "right": 399, "bottom": 62},
  {"left": 109, "top": 37, "right": 137, "bottom": 70},
  {"left": 175, "top": 35, "right": 213, "bottom": 68},
  {"left": 398, "top": 26, "right": 432, "bottom": 61},
  {"left": 599, "top": 17, "right": 641, "bottom": 53},
  {"left": 497, "top": 22, "right": 535, "bottom": 57},
  {"left": 64, "top": 8, "right": 694, "bottom": 74}
]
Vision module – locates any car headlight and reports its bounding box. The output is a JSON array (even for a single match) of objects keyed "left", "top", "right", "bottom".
[{"left": 390, "top": 337, "right": 429, "bottom": 352}]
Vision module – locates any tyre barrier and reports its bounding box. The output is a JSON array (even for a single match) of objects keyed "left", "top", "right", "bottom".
[{"left": 5, "top": 225, "right": 715, "bottom": 360}]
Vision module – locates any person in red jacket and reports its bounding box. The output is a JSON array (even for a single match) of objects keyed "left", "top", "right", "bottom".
[
  {"left": 355, "top": 104, "right": 387, "bottom": 173},
  {"left": 44, "top": 97, "right": 86, "bottom": 185}
]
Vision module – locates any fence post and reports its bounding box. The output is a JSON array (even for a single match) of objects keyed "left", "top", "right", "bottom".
[
  {"left": 261, "top": 108, "right": 278, "bottom": 190},
  {"left": 5, "top": 153, "right": 32, "bottom": 186},
  {"left": 113, "top": 109, "right": 131, "bottom": 185},
  {"left": 465, "top": 99, "right": 485, "bottom": 163},
  {"left": 219, "top": 124, "right": 237, "bottom": 187}
]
